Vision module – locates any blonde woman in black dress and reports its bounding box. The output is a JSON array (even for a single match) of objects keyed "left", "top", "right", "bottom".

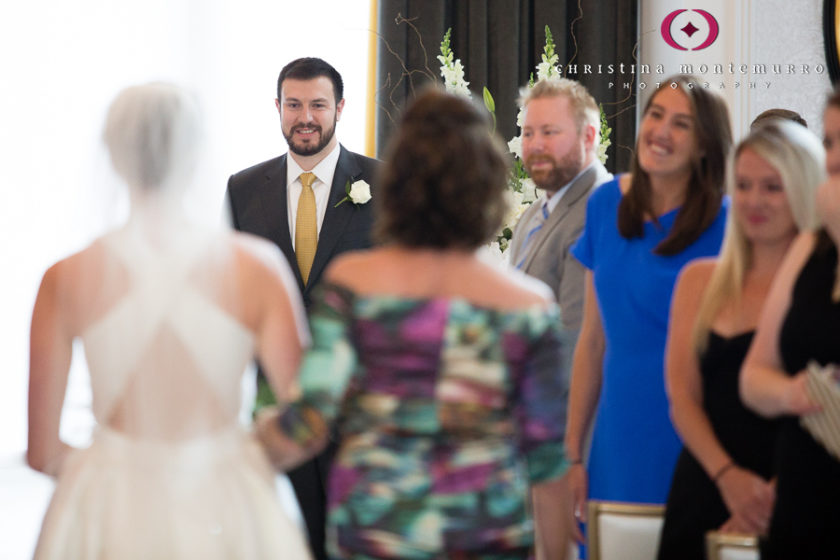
[{"left": 658, "top": 120, "right": 823, "bottom": 559}]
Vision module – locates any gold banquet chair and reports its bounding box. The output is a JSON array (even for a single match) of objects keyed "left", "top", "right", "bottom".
[
  {"left": 705, "top": 531, "right": 759, "bottom": 560},
  {"left": 587, "top": 501, "right": 665, "bottom": 560}
]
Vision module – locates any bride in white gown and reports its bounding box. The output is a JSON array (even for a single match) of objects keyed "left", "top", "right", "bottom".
[{"left": 27, "top": 83, "right": 312, "bottom": 559}]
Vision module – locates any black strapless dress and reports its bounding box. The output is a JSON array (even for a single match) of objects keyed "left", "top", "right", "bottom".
[
  {"left": 657, "top": 331, "right": 779, "bottom": 560},
  {"left": 762, "top": 232, "right": 840, "bottom": 559}
]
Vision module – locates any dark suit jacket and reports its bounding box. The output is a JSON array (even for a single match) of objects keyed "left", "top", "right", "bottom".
[
  {"left": 227, "top": 144, "right": 379, "bottom": 308},
  {"left": 226, "top": 144, "right": 379, "bottom": 560}
]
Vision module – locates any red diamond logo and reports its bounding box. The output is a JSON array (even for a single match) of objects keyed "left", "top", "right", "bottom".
[{"left": 681, "top": 21, "right": 699, "bottom": 37}]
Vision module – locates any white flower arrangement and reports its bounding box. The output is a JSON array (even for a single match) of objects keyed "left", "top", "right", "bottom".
[
  {"left": 437, "top": 30, "right": 471, "bottom": 98},
  {"left": 437, "top": 26, "right": 611, "bottom": 256},
  {"left": 535, "top": 32, "right": 561, "bottom": 81},
  {"left": 507, "top": 136, "right": 523, "bottom": 160},
  {"left": 597, "top": 107, "right": 613, "bottom": 166}
]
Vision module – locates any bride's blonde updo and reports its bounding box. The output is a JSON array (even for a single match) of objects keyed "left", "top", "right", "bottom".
[{"left": 103, "top": 82, "right": 201, "bottom": 191}]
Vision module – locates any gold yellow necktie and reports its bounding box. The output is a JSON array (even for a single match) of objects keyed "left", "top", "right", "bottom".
[{"left": 295, "top": 172, "right": 317, "bottom": 285}]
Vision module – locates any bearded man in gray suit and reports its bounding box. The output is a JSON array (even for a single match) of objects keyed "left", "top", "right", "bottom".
[{"left": 509, "top": 78, "right": 611, "bottom": 347}]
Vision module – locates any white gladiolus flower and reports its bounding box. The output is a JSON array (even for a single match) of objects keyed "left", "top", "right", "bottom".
[
  {"left": 520, "top": 178, "right": 537, "bottom": 203},
  {"left": 452, "top": 82, "right": 471, "bottom": 97},
  {"left": 536, "top": 62, "right": 554, "bottom": 80},
  {"left": 512, "top": 202, "right": 530, "bottom": 224},
  {"left": 536, "top": 52, "right": 560, "bottom": 81},
  {"left": 509, "top": 189, "right": 524, "bottom": 209},
  {"left": 500, "top": 190, "right": 529, "bottom": 234},
  {"left": 482, "top": 241, "right": 508, "bottom": 266},
  {"left": 516, "top": 105, "right": 526, "bottom": 127},
  {"left": 597, "top": 139, "right": 611, "bottom": 165},
  {"left": 508, "top": 136, "right": 523, "bottom": 159},
  {"left": 439, "top": 58, "right": 471, "bottom": 98}
]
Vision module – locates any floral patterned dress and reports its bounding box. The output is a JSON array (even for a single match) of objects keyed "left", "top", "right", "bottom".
[{"left": 278, "top": 283, "right": 570, "bottom": 559}]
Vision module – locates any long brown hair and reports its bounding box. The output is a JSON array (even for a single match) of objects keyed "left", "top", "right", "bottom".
[{"left": 618, "top": 75, "right": 732, "bottom": 255}]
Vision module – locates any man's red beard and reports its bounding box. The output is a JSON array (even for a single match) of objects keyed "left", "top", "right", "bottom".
[{"left": 525, "top": 151, "right": 583, "bottom": 193}]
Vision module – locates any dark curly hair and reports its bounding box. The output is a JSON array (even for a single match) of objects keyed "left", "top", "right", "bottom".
[{"left": 374, "top": 87, "right": 510, "bottom": 249}]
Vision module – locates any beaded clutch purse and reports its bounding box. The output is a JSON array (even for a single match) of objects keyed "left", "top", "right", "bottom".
[{"left": 800, "top": 361, "right": 840, "bottom": 461}]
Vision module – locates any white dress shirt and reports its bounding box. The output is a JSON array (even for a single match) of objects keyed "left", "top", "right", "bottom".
[{"left": 286, "top": 143, "right": 341, "bottom": 249}]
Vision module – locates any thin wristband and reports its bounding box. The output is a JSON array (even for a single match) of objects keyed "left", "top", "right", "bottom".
[
  {"left": 568, "top": 457, "right": 583, "bottom": 465},
  {"left": 712, "top": 461, "right": 735, "bottom": 482}
]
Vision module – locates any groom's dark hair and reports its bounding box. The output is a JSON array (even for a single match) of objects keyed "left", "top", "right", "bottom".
[{"left": 277, "top": 57, "right": 344, "bottom": 103}]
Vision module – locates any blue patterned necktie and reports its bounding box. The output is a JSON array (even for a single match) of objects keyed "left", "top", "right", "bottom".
[{"left": 516, "top": 201, "right": 549, "bottom": 270}]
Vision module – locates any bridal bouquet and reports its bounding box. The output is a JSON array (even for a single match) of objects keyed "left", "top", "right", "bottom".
[{"left": 437, "top": 26, "right": 611, "bottom": 258}]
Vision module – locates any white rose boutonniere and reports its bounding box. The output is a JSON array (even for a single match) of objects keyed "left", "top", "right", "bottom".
[{"left": 335, "top": 178, "right": 372, "bottom": 207}]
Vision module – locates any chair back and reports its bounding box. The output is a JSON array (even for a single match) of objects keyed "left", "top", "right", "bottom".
[
  {"left": 705, "top": 531, "right": 759, "bottom": 560},
  {"left": 587, "top": 501, "right": 665, "bottom": 560}
]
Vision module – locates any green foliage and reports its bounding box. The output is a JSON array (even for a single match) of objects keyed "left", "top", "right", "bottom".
[
  {"left": 543, "top": 25, "right": 555, "bottom": 60},
  {"left": 482, "top": 87, "right": 495, "bottom": 113},
  {"left": 440, "top": 28, "right": 452, "bottom": 59},
  {"left": 600, "top": 103, "right": 612, "bottom": 140},
  {"left": 483, "top": 87, "right": 497, "bottom": 132}
]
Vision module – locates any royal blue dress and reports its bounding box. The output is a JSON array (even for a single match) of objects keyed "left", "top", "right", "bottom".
[{"left": 571, "top": 177, "right": 727, "bottom": 504}]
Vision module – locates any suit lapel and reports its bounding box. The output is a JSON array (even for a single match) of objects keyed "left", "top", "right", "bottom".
[
  {"left": 256, "top": 154, "right": 305, "bottom": 289},
  {"left": 307, "top": 146, "right": 362, "bottom": 291},
  {"left": 521, "top": 164, "right": 600, "bottom": 271}
]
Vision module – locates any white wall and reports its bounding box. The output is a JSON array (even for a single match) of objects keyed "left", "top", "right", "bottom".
[
  {"left": 747, "top": 0, "right": 831, "bottom": 134},
  {"left": 0, "top": 0, "right": 372, "bottom": 456},
  {"left": 639, "top": 0, "right": 830, "bottom": 139}
]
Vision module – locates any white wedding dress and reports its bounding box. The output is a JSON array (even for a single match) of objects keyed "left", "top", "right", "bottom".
[{"left": 33, "top": 221, "right": 311, "bottom": 560}]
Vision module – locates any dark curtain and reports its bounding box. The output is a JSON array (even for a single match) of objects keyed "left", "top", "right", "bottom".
[
  {"left": 824, "top": 0, "right": 840, "bottom": 84},
  {"left": 376, "top": 0, "right": 639, "bottom": 173}
]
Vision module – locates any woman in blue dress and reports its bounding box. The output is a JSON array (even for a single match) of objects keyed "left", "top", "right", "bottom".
[{"left": 564, "top": 75, "right": 732, "bottom": 540}]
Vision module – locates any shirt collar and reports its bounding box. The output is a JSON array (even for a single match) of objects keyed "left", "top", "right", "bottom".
[
  {"left": 544, "top": 161, "right": 598, "bottom": 213},
  {"left": 286, "top": 142, "right": 342, "bottom": 187}
]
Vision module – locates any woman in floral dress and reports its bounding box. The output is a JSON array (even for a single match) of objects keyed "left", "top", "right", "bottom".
[{"left": 258, "top": 87, "right": 573, "bottom": 559}]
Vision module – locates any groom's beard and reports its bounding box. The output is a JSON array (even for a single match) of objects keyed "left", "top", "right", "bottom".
[{"left": 284, "top": 118, "right": 337, "bottom": 157}]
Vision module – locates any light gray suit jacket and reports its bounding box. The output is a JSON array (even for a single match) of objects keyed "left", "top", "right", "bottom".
[{"left": 509, "top": 162, "right": 612, "bottom": 338}]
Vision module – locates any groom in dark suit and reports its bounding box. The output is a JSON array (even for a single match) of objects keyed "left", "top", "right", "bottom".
[{"left": 226, "top": 57, "right": 379, "bottom": 560}]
